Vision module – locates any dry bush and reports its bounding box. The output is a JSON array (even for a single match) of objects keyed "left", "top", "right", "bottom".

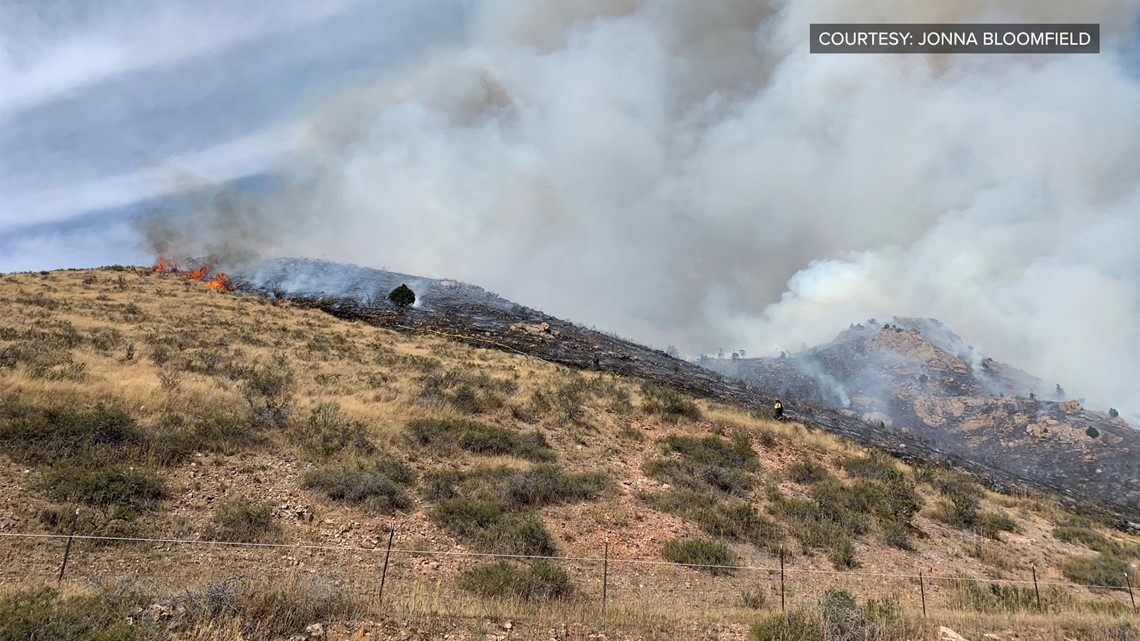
[
  {"left": 750, "top": 591, "right": 926, "bottom": 641},
  {"left": 203, "top": 500, "right": 282, "bottom": 543},
  {"left": 0, "top": 399, "right": 142, "bottom": 465},
  {"left": 458, "top": 560, "right": 575, "bottom": 602},
  {"left": 0, "top": 586, "right": 136, "bottom": 641},
  {"left": 180, "top": 575, "right": 362, "bottom": 640},
  {"left": 429, "top": 498, "right": 556, "bottom": 556},
  {"left": 302, "top": 457, "right": 413, "bottom": 511},
  {"left": 43, "top": 465, "right": 167, "bottom": 511},
  {"left": 406, "top": 417, "right": 554, "bottom": 462},
  {"left": 1060, "top": 554, "right": 1131, "bottom": 589},
  {"left": 295, "top": 401, "right": 375, "bottom": 461},
  {"left": 423, "top": 464, "right": 606, "bottom": 508},
  {"left": 422, "top": 463, "right": 605, "bottom": 555},
  {"left": 639, "top": 381, "right": 702, "bottom": 422},
  {"left": 238, "top": 355, "right": 295, "bottom": 428},
  {"left": 787, "top": 459, "right": 832, "bottom": 484},
  {"left": 660, "top": 537, "right": 739, "bottom": 575},
  {"left": 643, "top": 434, "right": 757, "bottom": 496},
  {"left": 640, "top": 490, "right": 783, "bottom": 553}
]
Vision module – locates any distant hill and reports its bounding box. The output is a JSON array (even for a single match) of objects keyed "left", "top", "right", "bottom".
[{"left": 705, "top": 318, "right": 1140, "bottom": 518}]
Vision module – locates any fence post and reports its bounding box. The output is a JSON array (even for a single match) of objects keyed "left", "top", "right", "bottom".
[
  {"left": 1032, "top": 565, "right": 1041, "bottom": 610},
  {"left": 919, "top": 571, "right": 926, "bottom": 618},
  {"left": 378, "top": 528, "right": 395, "bottom": 607},
  {"left": 779, "top": 546, "right": 786, "bottom": 612},
  {"left": 602, "top": 540, "right": 609, "bottom": 610},
  {"left": 1127, "top": 572, "right": 1136, "bottom": 610},
  {"left": 57, "top": 508, "right": 79, "bottom": 585}
]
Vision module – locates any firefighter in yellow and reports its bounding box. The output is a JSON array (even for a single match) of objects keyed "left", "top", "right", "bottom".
[{"left": 773, "top": 399, "right": 784, "bottom": 420}]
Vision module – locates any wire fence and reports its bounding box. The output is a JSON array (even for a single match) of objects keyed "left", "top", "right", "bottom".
[{"left": 1, "top": 529, "right": 1136, "bottom": 619}]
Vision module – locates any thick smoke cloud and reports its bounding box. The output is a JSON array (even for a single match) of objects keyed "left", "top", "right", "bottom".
[{"left": 142, "top": 0, "right": 1140, "bottom": 416}]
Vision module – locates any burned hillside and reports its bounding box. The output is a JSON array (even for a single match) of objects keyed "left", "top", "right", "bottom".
[
  {"left": 224, "top": 259, "right": 1140, "bottom": 519},
  {"left": 707, "top": 318, "right": 1140, "bottom": 521}
]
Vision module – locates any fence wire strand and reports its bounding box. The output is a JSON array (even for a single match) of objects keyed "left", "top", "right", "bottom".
[{"left": 0, "top": 530, "right": 1130, "bottom": 591}]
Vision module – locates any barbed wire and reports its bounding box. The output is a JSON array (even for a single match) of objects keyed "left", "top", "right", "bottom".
[{"left": 1, "top": 530, "right": 1133, "bottom": 592}]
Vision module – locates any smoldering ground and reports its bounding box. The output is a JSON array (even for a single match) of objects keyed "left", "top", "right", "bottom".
[{"left": 133, "top": 0, "right": 1140, "bottom": 417}]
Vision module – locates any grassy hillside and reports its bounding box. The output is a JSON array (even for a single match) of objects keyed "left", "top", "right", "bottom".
[{"left": 0, "top": 267, "right": 1137, "bottom": 641}]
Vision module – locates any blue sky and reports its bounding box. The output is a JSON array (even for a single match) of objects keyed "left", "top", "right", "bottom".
[{"left": 0, "top": 0, "right": 467, "bottom": 271}]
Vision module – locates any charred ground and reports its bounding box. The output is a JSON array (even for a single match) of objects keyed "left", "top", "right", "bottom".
[
  {"left": 706, "top": 319, "right": 1140, "bottom": 521},
  {"left": 232, "top": 259, "right": 1140, "bottom": 521}
]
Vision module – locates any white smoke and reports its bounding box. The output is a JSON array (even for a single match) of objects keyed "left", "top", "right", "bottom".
[{"left": 148, "top": 0, "right": 1140, "bottom": 416}]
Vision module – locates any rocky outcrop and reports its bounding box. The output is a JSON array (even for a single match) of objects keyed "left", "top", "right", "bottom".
[{"left": 708, "top": 318, "right": 1140, "bottom": 519}]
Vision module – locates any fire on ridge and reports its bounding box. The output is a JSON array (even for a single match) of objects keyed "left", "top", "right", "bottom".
[{"left": 152, "top": 258, "right": 233, "bottom": 291}]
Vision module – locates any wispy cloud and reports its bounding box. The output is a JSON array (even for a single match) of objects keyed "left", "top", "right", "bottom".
[
  {"left": 0, "top": 216, "right": 146, "bottom": 273},
  {"left": 1, "top": 123, "right": 303, "bottom": 231},
  {"left": 0, "top": 0, "right": 465, "bottom": 233},
  {"left": 0, "top": 0, "right": 360, "bottom": 115}
]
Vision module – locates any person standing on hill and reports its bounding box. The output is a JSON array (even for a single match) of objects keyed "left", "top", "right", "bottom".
[{"left": 773, "top": 399, "right": 784, "bottom": 421}]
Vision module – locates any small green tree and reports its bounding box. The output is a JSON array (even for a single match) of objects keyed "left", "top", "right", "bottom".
[{"left": 388, "top": 284, "right": 415, "bottom": 307}]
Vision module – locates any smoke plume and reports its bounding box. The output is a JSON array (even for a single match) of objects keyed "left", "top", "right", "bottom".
[{"left": 139, "top": 0, "right": 1140, "bottom": 417}]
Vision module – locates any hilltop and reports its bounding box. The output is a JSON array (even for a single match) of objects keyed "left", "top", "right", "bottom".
[
  {"left": 706, "top": 318, "right": 1140, "bottom": 519},
  {"left": 0, "top": 266, "right": 1138, "bottom": 641}
]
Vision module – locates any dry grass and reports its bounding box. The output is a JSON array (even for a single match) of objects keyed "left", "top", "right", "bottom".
[
  {"left": 4, "top": 570, "right": 1137, "bottom": 641},
  {"left": 0, "top": 268, "right": 1138, "bottom": 640}
]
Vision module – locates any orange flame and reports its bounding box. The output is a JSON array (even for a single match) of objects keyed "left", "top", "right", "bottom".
[
  {"left": 151, "top": 258, "right": 233, "bottom": 291},
  {"left": 152, "top": 258, "right": 184, "bottom": 273},
  {"left": 184, "top": 264, "right": 210, "bottom": 281},
  {"left": 205, "top": 273, "right": 232, "bottom": 291}
]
